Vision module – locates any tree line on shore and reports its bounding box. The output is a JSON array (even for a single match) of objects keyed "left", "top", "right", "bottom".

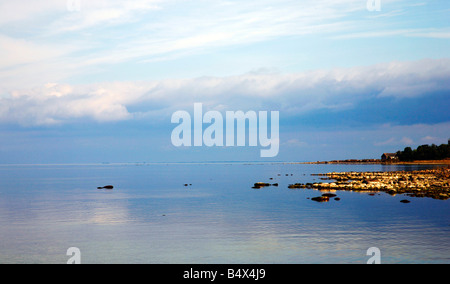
[{"left": 396, "top": 142, "right": 450, "bottom": 161}]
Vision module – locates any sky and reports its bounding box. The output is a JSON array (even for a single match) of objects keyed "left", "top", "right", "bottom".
[{"left": 0, "top": 0, "right": 449, "bottom": 163}]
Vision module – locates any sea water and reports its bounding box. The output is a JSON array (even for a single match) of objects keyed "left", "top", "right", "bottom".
[{"left": 0, "top": 163, "right": 448, "bottom": 264}]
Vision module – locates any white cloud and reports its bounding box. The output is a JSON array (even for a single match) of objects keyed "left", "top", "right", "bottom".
[
  {"left": 0, "top": 0, "right": 373, "bottom": 87},
  {"left": 372, "top": 124, "right": 450, "bottom": 148},
  {"left": 420, "top": 136, "right": 448, "bottom": 145},
  {"left": 374, "top": 137, "right": 397, "bottom": 146},
  {"left": 0, "top": 35, "right": 69, "bottom": 69},
  {"left": 409, "top": 30, "right": 450, "bottom": 39},
  {"left": 47, "top": 0, "right": 162, "bottom": 34},
  {"left": 374, "top": 135, "right": 415, "bottom": 147},
  {"left": 51, "top": 0, "right": 362, "bottom": 68},
  {"left": 1, "top": 58, "right": 448, "bottom": 126},
  {"left": 0, "top": 0, "right": 64, "bottom": 26},
  {"left": 1, "top": 0, "right": 448, "bottom": 91},
  {"left": 284, "top": 139, "right": 308, "bottom": 147},
  {"left": 400, "top": 137, "right": 414, "bottom": 145},
  {"left": 333, "top": 28, "right": 450, "bottom": 40},
  {"left": 0, "top": 83, "right": 134, "bottom": 126}
]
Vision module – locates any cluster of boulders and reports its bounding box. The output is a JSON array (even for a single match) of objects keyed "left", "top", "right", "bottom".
[{"left": 289, "top": 168, "right": 450, "bottom": 200}]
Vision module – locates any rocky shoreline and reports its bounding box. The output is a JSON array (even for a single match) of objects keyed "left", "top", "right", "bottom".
[
  {"left": 301, "top": 159, "right": 450, "bottom": 165},
  {"left": 288, "top": 168, "right": 450, "bottom": 201}
]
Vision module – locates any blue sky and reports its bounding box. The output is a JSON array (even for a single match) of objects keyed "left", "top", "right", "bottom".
[{"left": 0, "top": 0, "right": 449, "bottom": 163}]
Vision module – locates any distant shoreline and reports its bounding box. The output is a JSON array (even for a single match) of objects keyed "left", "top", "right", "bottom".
[
  {"left": 301, "top": 159, "right": 450, "bottom": 165},
  {"left": 0, "top": 159, "right": 449, "bottom": 166}
]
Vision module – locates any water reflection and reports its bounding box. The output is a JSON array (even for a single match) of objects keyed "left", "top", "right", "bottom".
[{"left": 0, "top": 163, "right": 448, "bottom": 263}]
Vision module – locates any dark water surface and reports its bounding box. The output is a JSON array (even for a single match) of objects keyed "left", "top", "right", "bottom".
[{"left": 0, "top": 163, "right": 448, "bottom": 264}]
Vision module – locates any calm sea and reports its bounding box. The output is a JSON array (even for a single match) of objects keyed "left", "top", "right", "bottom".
[{"left": 0, "top": 163, "right": 448, "bottom": 264}]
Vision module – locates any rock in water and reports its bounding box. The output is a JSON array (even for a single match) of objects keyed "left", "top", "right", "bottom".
[
  {"left": 253, "top": 182, "right": 271, "bottom": 189},
  {"left": 400, "top": 199, "right": 411, "bottom": 204},
  {"left": 311, "top": 196, "right": 330, "bottom": 202},
  {"left": 99, "top": 185, "right": 114, "bottom": 190}
]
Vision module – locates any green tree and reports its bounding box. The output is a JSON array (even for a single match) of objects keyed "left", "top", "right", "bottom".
[
  {"left": 403, "top": 147, "right": 413, "bottom": 161},
  {"left": 396, "top": 142, "right": 450, "bottom": 161}
]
